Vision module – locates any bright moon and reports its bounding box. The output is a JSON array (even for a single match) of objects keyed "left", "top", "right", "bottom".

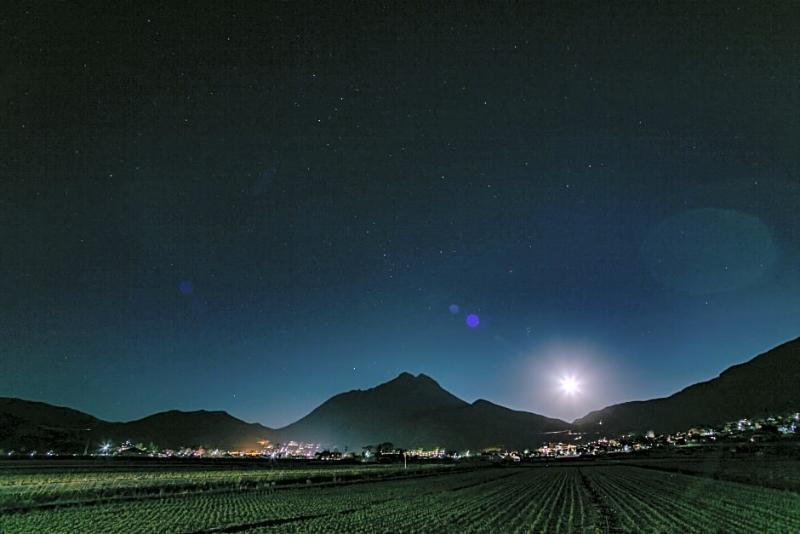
[{"left": 560, "top": 376, "right": 579, "bottom": 395}]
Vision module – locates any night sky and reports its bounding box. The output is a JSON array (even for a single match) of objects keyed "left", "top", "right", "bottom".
[{"left": 2, "top": 2, "right": 799, "bottom": 426}]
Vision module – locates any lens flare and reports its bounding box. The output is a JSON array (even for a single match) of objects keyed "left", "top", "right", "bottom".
[{"left": 560, "top": 376, "right": 579, "bottom": 395}]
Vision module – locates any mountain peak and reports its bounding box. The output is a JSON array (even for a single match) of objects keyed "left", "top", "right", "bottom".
[
  {"left": 278, "top": 371, "right": 473, "bottom": 447},
  {"left": 392, "top": 372, "right": 439, "bottom": 385},
  {"left": 416, "top": 372, "right": 438, "bottom": 383},
  {"left": 380, "top": 373, "right": 449, "bottom": 397}
]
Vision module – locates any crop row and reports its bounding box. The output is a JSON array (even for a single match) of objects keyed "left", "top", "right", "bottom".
[
  {"left": 581, "top": 465, "right": 800, "bottom": 532},
  {"left": 270, "top": 467, "right": 601, "bottom": 533},
  {"left": 3, "top": 464, "right": 800, "bottom": 532},
  {"left": 626, "top": 456, "right": 800, "bottom": 491},
  {"left": 0, "top": 468, "right": 600, "bottom": 533},
  {"left": 1, "top": 463, "right": 453, "bottom": 487},
  {"left": 0, "top": 463, "right": 457, "bottom": 511}
]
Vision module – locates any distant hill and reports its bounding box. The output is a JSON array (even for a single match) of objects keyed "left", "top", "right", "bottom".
[
  {"left": 0, "top": 397, "right": 101, "bottom": 429},
  {"left": 0, "top": 399, "right": 274, "bottom": 453},
  {"left": 273, "top": 372, "right": 570, "bottom": 450},
  {"left": 574, "top": 336, "right": 800, "bottom": 435},
  {"left": 0, "top": 398, "right": 102, "bottom": 453},
  {"left": 95, "top": 410, "right": 275, "bottom": 451}
]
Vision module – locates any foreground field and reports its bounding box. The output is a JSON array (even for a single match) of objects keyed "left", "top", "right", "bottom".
[
  {"left": 2, "top": 462, "right": 799, "bottom": 532},
  {"left": 626, "top": 452, "right": 800, "bottom": 491},
  {"left": 0, "top": 460, "right": 456, "bottom": 511}
]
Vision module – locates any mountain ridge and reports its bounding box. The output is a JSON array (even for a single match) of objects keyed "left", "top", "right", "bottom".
[
  {"left": 573, "top": 336, "right": 800, "bottom": 434},
  {"left": 2, "top": 336, "right": 799, "bottom": 451},
  {"left": 272, "top": 373, "right": 567, "bottom": 450},
  {"left": 0, "top": 399, "right": 274, "bottom": 452}
]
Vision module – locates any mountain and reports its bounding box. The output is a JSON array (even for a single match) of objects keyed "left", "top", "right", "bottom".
[
  {"left": 0, "top": 398, "right": 102, "bottom": 453},
  {"left": 0, "top": 374, "right": 568, "bottom": 452},
  {"left": 95, "top": 410, "right": 275, "bottom": 451},
  {"left": 273, "top": 372, "right": 570, "bottom": 450},
  {"left": 574, "top": 336, "right": 800, "bottom": 435},
  {"left": 0, "top": 399, "right": 274, "bottom": 453},
  {"left": 0, "top": 397, "right": 101, "bottom": 429}
]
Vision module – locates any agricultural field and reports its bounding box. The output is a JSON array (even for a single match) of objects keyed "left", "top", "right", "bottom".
[
  {"left": 2, "top": 461, "right": 800, "bottom": 532},
  {"left": 624, "top": 452, "right": 800, "bottom": 491},
  {"left": 0, "top": 460, "right": 458, "bottom": 511}
]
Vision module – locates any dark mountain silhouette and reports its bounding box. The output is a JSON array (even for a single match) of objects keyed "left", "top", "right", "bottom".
[
  {"left": 0, "top": 373, "right": 568, "bottom": 452},
  {"left": 0, "top": 399, "right": 273, "bottom": 453},
  {"left": 273, "top": 373, "right": 570, "bottom": 450},
  {"left": 574, "top": 336, "right": 800, "bottom": 435},
  {"left": 0, "top": 398, "right": 102, "bottom": 453},
  {"left": 0, "top": 397, "right": 101, "bottom": 429},
  {"left": 406, "top": 399, "right": 572, "bottom": 451},
  {"left": 96, "top": 410, "right": 275, "bottom": 451}
]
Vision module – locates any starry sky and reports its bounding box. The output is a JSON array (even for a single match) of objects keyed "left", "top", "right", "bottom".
[{"left": 1, "top": 2, "right": 799, "bottom": 426}]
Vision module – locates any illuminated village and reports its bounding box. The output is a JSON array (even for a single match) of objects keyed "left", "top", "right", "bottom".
[{"left": 15, "top": 411, "right": 797, "bottom": 462}]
